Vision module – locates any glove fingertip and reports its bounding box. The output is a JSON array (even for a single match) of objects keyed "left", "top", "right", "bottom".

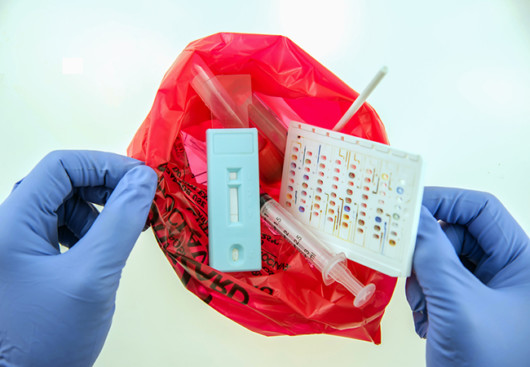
[
  {"left": 128, "top": 165, "right": 158, "bottom": 197},
  {"left": 103, "top": 164, "right": 157, "bottom": 239},
  {"left": 70, "top": 164, "right": 157, "bottom": 269}
]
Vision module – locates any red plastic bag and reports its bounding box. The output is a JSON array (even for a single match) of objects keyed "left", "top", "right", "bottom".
[{"left": 128, "top": 33, "right": 397, "bottom": 343}]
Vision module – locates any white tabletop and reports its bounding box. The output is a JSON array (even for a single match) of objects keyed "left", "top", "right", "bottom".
[{"left": 1, "top": 1, "right": 528, "bottom": 366}]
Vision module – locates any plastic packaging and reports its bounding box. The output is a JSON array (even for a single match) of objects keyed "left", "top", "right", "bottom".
[
  {"left": 128, "top": 33, "right": 396, "bottom": 343},
  {"left": 260, "top": 194, "right": 376, "bottom": 307}
]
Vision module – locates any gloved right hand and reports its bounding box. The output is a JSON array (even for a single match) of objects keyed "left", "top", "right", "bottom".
[{"left": 406, "top": 187, "right": 530, "bottom": 366}]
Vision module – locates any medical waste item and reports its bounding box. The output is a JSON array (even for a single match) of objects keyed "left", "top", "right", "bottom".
[
  {"left": 207, "top": 128, "right": 262, "bottom": 272},
  {"left": 191, "top": 60, "right": 285, "bottom": 183},
  {"left": 191, "top": 61, "right": 287, "bottom": 152},
  {"left": 280, "top": 122, "right": 424, "bottom": 277},
  {"left": 191, "top": 63, "right": 250, "bottom": 129},
  {"left": 333, "top": 66, "right": 388, "bottom": 132},
  {"left": 260, "top": 194, "right": 376, "bottom": 307},
  {"left": 130, "top": 33, "right": 398, "bottom": 341},
  {"left": 247, "top": 93, "right": 288, "bottom": 154}
]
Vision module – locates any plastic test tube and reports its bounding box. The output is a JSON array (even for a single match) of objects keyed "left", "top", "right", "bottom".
[
  {"left": 190, "top": 61, "right": 285, "bottom": 183},
  {"left": 191, "top": 63, "right": 249, "bottom": 129},
  {"left": 260, "top": 194, "right": 376, "bottom": 307},
  {"left": 248, "top": 94, "right": 288, "bottom": 155}
]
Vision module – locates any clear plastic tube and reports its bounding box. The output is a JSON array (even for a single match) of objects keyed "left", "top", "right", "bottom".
[
  {"left": 190, "top": 59, "right": 249, "bottom": 129},
  {"left": 260, "top": 194, "right": 376, "bottom": 307},
  {"left": 190, "top": 59, "right": 284, "bottom": 183},
  {"left": 248, "top": 94, "right": 287, "bottom": 155}
]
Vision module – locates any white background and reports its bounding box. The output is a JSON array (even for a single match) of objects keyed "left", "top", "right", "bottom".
[{"left": 1, "top": 1, "right": 529, "bottom": 366}]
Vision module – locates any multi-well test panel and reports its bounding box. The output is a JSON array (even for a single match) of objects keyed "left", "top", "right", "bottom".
[{"left": 279, "top": 122, "right": 424, "bottom": 277}]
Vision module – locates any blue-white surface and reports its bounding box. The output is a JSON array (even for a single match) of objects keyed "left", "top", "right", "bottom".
[
  {"left": 207, "top": 128, "right": 261, "bottom": 272},
  {"left": 1, "top": 1, "right": 528, "bottom": 366}
]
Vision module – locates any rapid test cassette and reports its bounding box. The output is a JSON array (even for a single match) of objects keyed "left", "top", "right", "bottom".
[
  {"left": 279, "top": 122, "right": 424, "bottom": 277},
  {"left": 207, "top": 128, "right": 262, "bottom": 272}
]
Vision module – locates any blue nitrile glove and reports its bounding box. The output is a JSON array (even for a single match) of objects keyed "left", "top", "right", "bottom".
[
  {"left": 406, "top": 187, "right": 530, "bottom": 366},
  {"left": 0, "top": 151, "right": 157, "bottom": 367}
]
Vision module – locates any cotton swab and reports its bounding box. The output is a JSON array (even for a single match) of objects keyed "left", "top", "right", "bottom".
[{"left": 332, "top": 66, "right": 388, "bottom": 132}]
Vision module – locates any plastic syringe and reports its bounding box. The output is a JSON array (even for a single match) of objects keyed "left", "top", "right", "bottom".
[{"left": 259, "top": 194, "right": 376, "bottom": 307}]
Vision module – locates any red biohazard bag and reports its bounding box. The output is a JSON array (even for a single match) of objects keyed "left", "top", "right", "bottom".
[{"left": 128, "top": 33, "right": 397, "bottom": 343}]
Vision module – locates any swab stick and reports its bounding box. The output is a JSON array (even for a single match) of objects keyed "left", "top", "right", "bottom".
[{"left": 333, "top": 66, "right": 388, "bottom": 132}]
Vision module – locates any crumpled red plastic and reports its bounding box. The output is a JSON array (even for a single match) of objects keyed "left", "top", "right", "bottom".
[{"left": 128, "top": 33, "right": 397, "bottom": 343}]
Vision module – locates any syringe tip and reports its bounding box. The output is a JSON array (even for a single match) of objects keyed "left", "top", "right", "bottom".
[{"left": 353, "top": 283, "right": 376, "bottom": 308}]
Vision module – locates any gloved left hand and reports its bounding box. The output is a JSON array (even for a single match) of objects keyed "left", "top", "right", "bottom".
[{"left": 0, "top": 151, "right": 157, "bottom": 367}]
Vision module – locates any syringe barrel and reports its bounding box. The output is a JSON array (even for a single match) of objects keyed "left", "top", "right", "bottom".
[
  {"left": 260, "top": 194, "right": 334, "bottom": 271},
  {"left": 260, "top": 194, "right": 376, "bottom": 307}
]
